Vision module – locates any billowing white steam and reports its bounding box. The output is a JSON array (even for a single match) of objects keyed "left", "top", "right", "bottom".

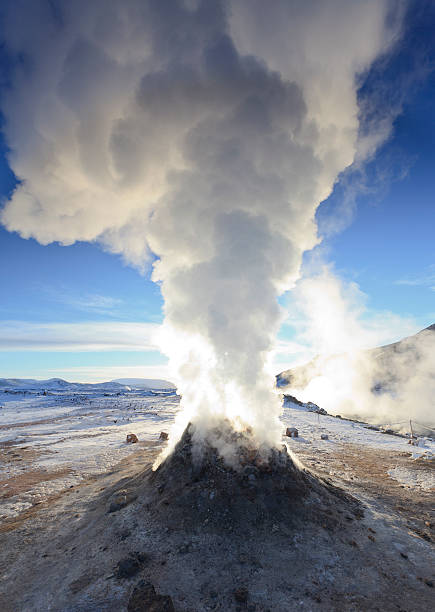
[
  {"left": 283, "top": 271, "right": 435, "bottom": 431},
  {"left": 1, "top": 1, "right": 401, "bottom": 448}
]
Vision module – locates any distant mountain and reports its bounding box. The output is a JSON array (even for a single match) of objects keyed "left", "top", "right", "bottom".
[
  {"left": 277, "top": 323, "right": 435, "bottom": 393},
  {"left": 111, "top": 378, "right": 176, "bottom": 390},
  {"left": 0, "top": 378, "right": 175, "bottom": 392},
  {"left": 0, "top": 376, "right": 176, "bottom": 392},
  {"left": 0, "top": 377, "right": 128, "bottom": 392}
]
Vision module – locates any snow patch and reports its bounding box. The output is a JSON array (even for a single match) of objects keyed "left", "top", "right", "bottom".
[{"left": 387, "top": 466, "right": 435, "bottom": 490}]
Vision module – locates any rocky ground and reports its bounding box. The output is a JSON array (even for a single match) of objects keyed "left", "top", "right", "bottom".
[{"left": 0, "top": 428, "right": 434, "bottom": 612}]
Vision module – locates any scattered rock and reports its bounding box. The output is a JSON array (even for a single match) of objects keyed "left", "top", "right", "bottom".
[
  {"left": 243, "top": 465, "right": 259, "bottom": 477},
  {"left": 115, "top": 552, "right": 149, "bottom": 580},
  {"left": 368, "top": 535, "right": 376, "bottom": 542},
  {"left": 234, "top": 587, "right": 249, "bottom": 603},
  {"left": 119, "top": 529, "right": 131, "bottom": 541},
  {"left": 285, "top": 427, "right": 298, "bottom": 438},
  {"left": 128, "top": 580, "right": 175, "bottom": 611},
  {"left": 282, "top": 395, "right": 327, "bottom": 414},
  {"left": 306, "top": 402, "right": 327, "bottom": 415},
  {"left": 320, "top": 434, "right": 329, "bottom": 440},
  {"left": 108, "top": 490, "right": 137, "bottom": 513},
  {"left": 282, "top": 394, "right": 304, "bottom": 406},
  {"left": 413, "top": 529, "right": 431, "bottom": 542},
  {"left": 159, "top": 431, "right": 169, "bottom": 441},
  {"left": 69, "top": 573, "right": 96, "bottom": 594},
  {"left": 400, "top": 552, "right": 408, "bottom": 559},
  {"left": 177, "top": 542, "right": 191, "bottom": 555},
  {"left": 424, "top": 579, "right": 434, "bottom": 588},
  {"left": 126, "top": 433, "right": 139, "bottom": 444}
]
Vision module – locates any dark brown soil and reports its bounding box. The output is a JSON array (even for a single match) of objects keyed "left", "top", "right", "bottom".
[{"left": 149, "top": 422, "right": 362, "bottom": 534}]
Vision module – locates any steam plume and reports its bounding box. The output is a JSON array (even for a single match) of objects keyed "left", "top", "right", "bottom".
[
  {"left": 282, "top": 270, "right": 435, "bottom": 431},
  {"left": 0, "top": 1, "right": 401, "bottom": 449}
]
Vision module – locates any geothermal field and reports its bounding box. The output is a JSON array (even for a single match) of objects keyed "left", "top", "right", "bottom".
[
  {"left": 0, "top": 1, "right": 434, "bottom": 611},
  {"left": 0, "top": 381, "right": 434, "bottom": 610}
]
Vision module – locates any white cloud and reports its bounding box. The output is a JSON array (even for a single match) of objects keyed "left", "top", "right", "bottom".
[
  {"left": 42, "top": 364, "right": 171, "bottom": 384},
  {"left": 47, "top": 289, "right": 124, "bottom": 315},
  {"left": 0, "top": 321, "right": 160, "bottom": 352},
  {"left": 395, "top": 265, "right": 435, "bottom": 291}
]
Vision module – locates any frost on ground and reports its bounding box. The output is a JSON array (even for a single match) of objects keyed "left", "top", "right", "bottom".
[
  {"left": 0, "top": 390, "right": 433, "bottom": 522},
  {"left": 388, "top": 466, "right": 435, "bottom": 490},
  {"left": 0, "top": 387, "right": 178, "bottom": 520},
  {"left": 0, "top": 389, "right": 434, "bottom": 611}
]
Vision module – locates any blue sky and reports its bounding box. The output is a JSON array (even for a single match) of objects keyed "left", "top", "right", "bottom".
[
  {"left": 311, "top": 59, "right": 435, "bottom": 319},
  {"left": 0, "top": 2, "right": 434, "bottom": 382}
]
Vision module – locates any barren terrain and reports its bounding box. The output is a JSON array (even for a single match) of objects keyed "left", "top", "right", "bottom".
[{"left": 0, "top": 391, "right": 434, "bottom": 611}]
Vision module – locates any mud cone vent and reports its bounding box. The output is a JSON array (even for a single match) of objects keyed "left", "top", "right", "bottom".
[{"left": 148, "top": 422, "right": 362, "bottom": 534}]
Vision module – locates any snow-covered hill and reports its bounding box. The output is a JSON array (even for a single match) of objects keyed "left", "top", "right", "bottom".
[
  {"left": 111, "top": 378, "right": 176, "bottom": 390},
  {"left": 277, "top": 323, "right": 435, "bottom": 391},
  {"left": 276, "top": 324, "right": 435, "bottom": 429},
  {"left": 0, "top": 378, "right": 128, "bottom": 392},
  {"left": 0, "top": 377, "right": 175, "bottom": 392}
]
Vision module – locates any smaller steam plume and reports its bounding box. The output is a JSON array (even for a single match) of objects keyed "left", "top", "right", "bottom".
[{"left": 279, "top": 270, "right": 435, "bottom": 432}]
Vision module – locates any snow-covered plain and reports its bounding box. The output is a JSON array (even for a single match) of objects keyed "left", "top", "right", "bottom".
[
  {"left": 282, "top": 400, "right": 435, "bottom": 457},
  {"left": 0, "top": 386, "right": 178, "bottom": 519},
  {"left": 0, "top": 387, "right": 434, "bottom": 522}
]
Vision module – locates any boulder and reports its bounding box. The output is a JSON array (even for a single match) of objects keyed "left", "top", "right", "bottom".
[
  {"left": 108, "top": 490, "right": 137, "bottom": 513},
  {"left": 115, "top": 552, "right": 149, "bottom": 579},
  {"left": 285, "top": 427, "right": 298, "bottom": 438},
  {"left": 126, "top": 433, "right": 139, "bottom": 444},
  {"left": 234, "top": 587, "right": 249, "bottom": 603},
  {"left": 320, "top": 434, "right": 329, "bottom": 440},
  {"left": 159, "top": 431, "right": 169, "bottom": 441},
  {"left": 128, "top": 581, "right": 175, "bottom": 612},
  {"left": 306, "top": 402, "right": 327, "bottom": 414}
]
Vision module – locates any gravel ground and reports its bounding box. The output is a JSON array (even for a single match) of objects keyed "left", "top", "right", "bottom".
[{"left": 0, "top": 432, "right": 433, "bottom": 611}]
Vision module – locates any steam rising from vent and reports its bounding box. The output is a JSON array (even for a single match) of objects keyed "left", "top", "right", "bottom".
[
  {"left": 0, "top": 1, "right": 402, "bottom": 449},
  {"left": 281, "top": 271, "right": 435, "bottom": 430}
]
